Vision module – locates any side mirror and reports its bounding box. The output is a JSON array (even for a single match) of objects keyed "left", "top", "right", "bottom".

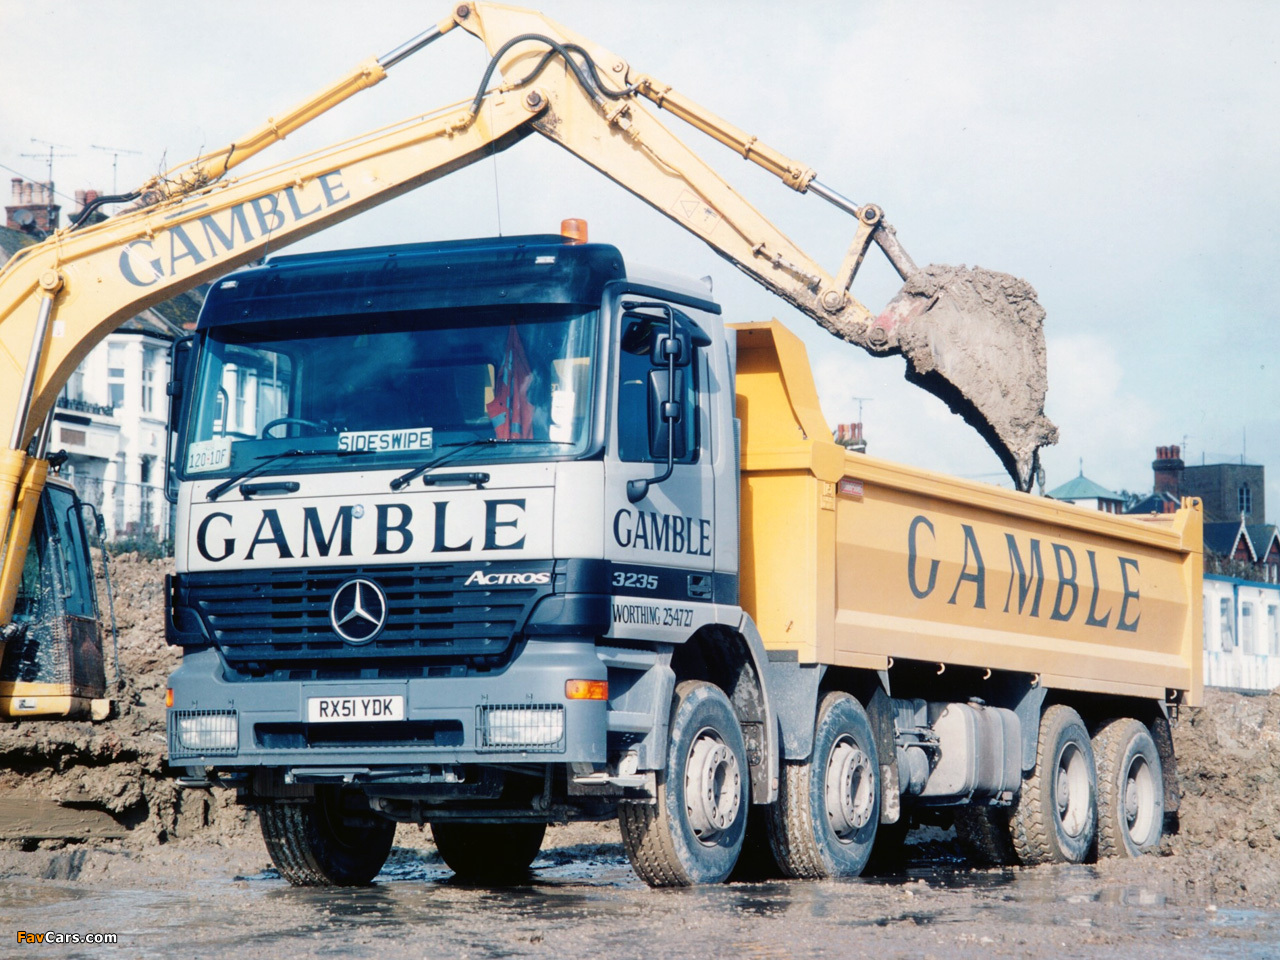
[
  {"left": 647, "top": 369, "right": 687, "bottom": 460},
  {"left": 165, "top": 335, "right": 194, "bottom": 505}
]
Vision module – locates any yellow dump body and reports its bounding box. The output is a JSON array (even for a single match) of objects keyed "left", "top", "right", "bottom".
[{"left": 735, "top": 321, "right": 1203, "bottom": 707}]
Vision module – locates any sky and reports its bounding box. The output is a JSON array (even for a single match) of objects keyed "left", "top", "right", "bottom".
[{"left": 2, "top": 1, "right": 1278, "bottom": 514}]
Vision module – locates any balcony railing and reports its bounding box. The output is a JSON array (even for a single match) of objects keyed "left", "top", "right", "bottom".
[{"left": 56, "top": 396, "right": 114, "bottom": 417}]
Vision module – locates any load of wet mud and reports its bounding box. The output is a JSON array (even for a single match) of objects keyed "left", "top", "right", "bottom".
[
  {"left": 1, "top": 554, "right": 1279, "bottom": 909},
  {"left": 879, "top": 264, "right": 1059, "bottom": 489}
]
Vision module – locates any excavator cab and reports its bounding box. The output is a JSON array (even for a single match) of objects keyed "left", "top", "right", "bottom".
[{"left": 0, "top": 479, "right": 107, "bottom": 719}]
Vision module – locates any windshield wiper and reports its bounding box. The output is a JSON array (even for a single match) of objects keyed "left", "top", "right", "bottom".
[
  {"left": 206, "top": 448, "right": 342, "bottom": 501},
  {"left": 389, "top": 438, "right": 498, "bottom": 491},
  {"left": 389, "top": 438, "right": 577, "bottom": 491}
]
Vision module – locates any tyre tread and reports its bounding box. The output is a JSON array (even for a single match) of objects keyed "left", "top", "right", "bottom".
[
  {"left": 619, "top": 799, "right": 688, "bottom": 887},
  {"left": 1009, "top": 704, "right": 1095, "bottom": 866},
  {"left": 1093, "top": 717, "right": 1162, "bottom": 859},
  {"left": 257, "top": 793, "right": 393, "bottom": 887}
]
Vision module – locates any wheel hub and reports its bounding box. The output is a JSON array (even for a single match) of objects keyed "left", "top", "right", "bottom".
[
  {"left": 826, "top": 737, "right": 874, "bottom": 840},
  {"left": 1054, "top": 742, "right": 1090, "bottom": 838},
  {"left": 1122, "top": 754, "right": 1156, "bottom": 843},
  {"left": 685, "top": 730, "right": 741, "bottom": 844}
]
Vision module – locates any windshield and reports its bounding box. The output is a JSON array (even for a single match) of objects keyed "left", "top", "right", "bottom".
[{"left": 180, "top": 304, "right": 597, "bottom": 480}]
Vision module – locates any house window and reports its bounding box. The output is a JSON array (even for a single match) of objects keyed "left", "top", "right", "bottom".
[
  {"left": 1268, "top": 604, "right": 1280, "bottom": 656},
  {"left": 1239, "top": 483, "right": 1252, "bottom": 516},
  {"left": 141, "top": 348, "right": 156, "bottom": 413},
  {"left": 1241, "top": 602, "right": 1255, "bottom": 655},
  {"left": 1220, "top": 597, "right": 1235, "bottom": 651},
  {"left": 107, "top": 342, "right": 126, "bottom": 410}
]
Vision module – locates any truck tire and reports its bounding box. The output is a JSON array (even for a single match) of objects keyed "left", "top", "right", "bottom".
[
  {"left": 258, "top": 788, "right": 394, "bottom": 886},
  {"left": 619, "top": 680, "right": 748, "bottom": 886},
  {"left": 767, "top": 692, "right": 880, "bottom": 879},
  {"left": 1009, "top": 704, "right": 1096, "bottom": 865},
  {"left": 430, "top": 822, "right": 547, "bottom": 883},
  {"left": 1092, "top": 718, "right": 1163, "bottom": 858},
  {"left": 954, "top": 805, "right": 1017, "bottom": 867}
]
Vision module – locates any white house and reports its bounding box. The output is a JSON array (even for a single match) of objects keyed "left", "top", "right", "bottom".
[{"left": 1203, "top": 574, "right": 1280, "bottom": 691}]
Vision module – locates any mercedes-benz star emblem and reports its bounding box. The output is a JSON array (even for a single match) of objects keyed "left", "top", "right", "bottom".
[{"left": 329, "top": 578, "right": 387, "bottom": 644}]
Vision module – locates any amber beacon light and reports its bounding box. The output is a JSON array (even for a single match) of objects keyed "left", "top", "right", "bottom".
[{"left": 560, "top": 218, "right": 588, "bottom": 244}]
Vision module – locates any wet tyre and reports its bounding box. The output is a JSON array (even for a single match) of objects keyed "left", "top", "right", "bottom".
[
  {"left": 1093, "top": 718, "right": 1163, "bottom": 858},
  {"left": 258, "top": 788, "right": 395, "bottom": 886},
  {"left": 767, "top": 692, "right": 880, "bottom": 879},
  {"left": 430, "top": 821, "right": 547, "bottom": 883},
  {"left": 954, "top": 805, "right": 1017, "bottom": 867},
  {"left": 619, "top": 680, "right": 749, "bottom": 886},
  {"left": 1009, "top": 704, "right": 1096, "bottom": 865}
]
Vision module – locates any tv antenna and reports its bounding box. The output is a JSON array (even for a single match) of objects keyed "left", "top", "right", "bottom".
[{"left": 92, "top": 143, "right": 142, "bottom": 194}]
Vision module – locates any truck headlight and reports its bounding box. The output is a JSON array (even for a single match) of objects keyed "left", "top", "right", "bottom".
[
  {"left": 170, "top": 710, "right": 238, "bottom": 757},
  {"left": 479, "top": 704, "right": 564, "bottom": 749}
]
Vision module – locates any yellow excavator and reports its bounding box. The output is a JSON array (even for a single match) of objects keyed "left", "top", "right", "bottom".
[{"left": 0, "top": 1, "right": 1056, "bottom": 716}]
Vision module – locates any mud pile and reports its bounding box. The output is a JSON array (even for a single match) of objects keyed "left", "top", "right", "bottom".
[
  {"left": 1151, "top": 687, "right": 1280, "bottom": 901},
  {"left": 0, "top": 552, "right": 251, "bottom": 847}
]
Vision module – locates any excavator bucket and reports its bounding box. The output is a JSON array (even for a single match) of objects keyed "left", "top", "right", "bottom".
[{"left": 872, "top": 265, "right": 1058, "bottom": 491}]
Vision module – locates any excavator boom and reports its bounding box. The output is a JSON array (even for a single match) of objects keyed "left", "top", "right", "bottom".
[{"left": 0, "top": 1, "right": 1056, "bottom": 628}]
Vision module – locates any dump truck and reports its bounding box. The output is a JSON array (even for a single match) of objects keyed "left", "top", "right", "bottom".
[
  {"left": 0, "top": 3, "right": 1194, "bottom": 876},
  {"left": 161, "top": 229, "right": 1201, "bottom": 886}
]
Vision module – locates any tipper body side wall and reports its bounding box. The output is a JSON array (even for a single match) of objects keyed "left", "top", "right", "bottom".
[{"left": 734, "top": 320, "right": 1202, "bottom": 707}]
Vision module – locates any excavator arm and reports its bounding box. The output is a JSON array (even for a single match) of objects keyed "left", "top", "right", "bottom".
[{"left": 0, "top": 1, "right": 1056, "bottom": 624}]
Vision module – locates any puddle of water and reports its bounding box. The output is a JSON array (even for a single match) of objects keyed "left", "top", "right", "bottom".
[{"left": 3, "top": 841, "right": 1280, "bottom": 960}]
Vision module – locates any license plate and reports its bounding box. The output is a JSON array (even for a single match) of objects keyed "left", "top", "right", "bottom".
[{"left": 306, "top": 695, "right": 405, "bottom": 723}]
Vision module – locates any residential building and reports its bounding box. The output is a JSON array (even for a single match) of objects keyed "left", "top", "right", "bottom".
[
  {"left": 1045, "top": 470, "right": 1125, "bottom": 514},
  {"left": 1203, "top": 575, "right": 1280, "bottom": 691}
]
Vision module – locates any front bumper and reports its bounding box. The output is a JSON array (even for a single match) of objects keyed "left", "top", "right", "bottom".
[{"left": 166, "top": 639, "right": 607, "bottom": 769}]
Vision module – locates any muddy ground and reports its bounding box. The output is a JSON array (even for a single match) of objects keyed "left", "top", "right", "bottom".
[{"left": 1, "top": 554, "right": 1279, "bottom": 957}]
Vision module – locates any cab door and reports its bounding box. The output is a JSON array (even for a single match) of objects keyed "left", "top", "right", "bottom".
[{"left": 604, "top": 300, "right": 716, "bottom": 595}]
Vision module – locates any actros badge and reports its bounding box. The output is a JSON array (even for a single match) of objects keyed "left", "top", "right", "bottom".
[{"left": 329, "top": 578, "right": 388, "bottom": 643}]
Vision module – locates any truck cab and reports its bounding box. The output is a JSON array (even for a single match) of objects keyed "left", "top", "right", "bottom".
[{"left": 165, "top": 232, "right": 759, "bottom": 884}]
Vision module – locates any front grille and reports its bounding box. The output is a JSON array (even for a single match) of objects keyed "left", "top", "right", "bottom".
[{"left": 173, "top": 561, "right": 554, "bottom": 669}]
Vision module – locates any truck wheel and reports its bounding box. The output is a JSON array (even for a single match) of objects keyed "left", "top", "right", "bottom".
[
  {"left": 1093, "top": 718, "right": 1163, "bottom": 858},
  {"left": 1009, "top": 704, "right": 1096, "bottom": 865},
  {"left": 258, "top": 788, "right": 394, "bottom": 886},
  {"left": 619, "top": 680, "right": 748, "bottom": 886},
  {"left": 954, "top": 805, "right": 1017, "bottom": 866},
  {"left": 430, "top": 822, "right": 547, "bottom": 883},
  {"left": 767, "top": 692, "right": 880, "bottom": 879}
]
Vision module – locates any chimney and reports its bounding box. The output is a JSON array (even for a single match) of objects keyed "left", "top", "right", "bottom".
[
  {"left": 1153, "top": 443, "right": 1183, "bottom": 497},
  {"left": 5, "top": 178, "right": 62, "bottom": 234},
  {"left": 834, "top": 422, "right": 867, "bottom": 454}
]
